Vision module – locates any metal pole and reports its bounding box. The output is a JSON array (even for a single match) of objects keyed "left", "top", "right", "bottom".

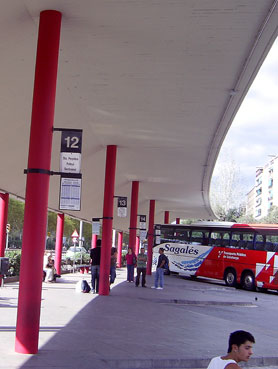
[
  {"left": 15, "top": 10, "right": 62, "bottom": 354},
  {"left": 117, "top": 231, "right": 123, "bottom": 268},
  {"left": 129, "top": 181, "right": 139, "bottom": 252},
  {"left": 99, "top": 145, "right": 117, "bottom": 296},
  {"left": 54, "top": 213, "right": 64, "bottom": 276},
  {"left": 147, "top": 200, "right": 155, "bottom": 275}
]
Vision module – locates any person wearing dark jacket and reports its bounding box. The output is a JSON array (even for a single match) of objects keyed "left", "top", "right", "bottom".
[
  {"left": 90, "top": 239, "right": 101, "bottom": 293},
  {"left": 152, "top": 248, "right": 167, "bottom": 290}
]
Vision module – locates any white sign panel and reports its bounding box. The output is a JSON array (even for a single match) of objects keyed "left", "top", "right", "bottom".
[
  {"left": 117, "top": 206, "right": 127, "bottom": 218},
  {"left": 59, "top": 177, "right": 81, "bottom": 211},
  {"left": 117, "top": 197, "right": 127, "bottom": 218},
  {"left": 60, "top": 152, "right": 81, "bottom": 174},
  {"left": 92, "top": 221, "right": 100, "bottom": 235},
  {"left": 139, "top": 229, "right": 147, "bottom": 241}
]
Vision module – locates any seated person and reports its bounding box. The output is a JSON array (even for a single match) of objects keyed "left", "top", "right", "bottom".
[{"left": 43, "top": 252, "right": 56, "bottom": 283}]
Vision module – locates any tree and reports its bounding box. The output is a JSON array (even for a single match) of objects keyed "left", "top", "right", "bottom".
[
  {"left": 210, "top": 151, "right": 246, "bottom": 221},
  {"left": 7, "top": 198, "right": 24, "bottom": 235},
  {"left": 260, "top": 206, "right": 278, "bottom": 224}
]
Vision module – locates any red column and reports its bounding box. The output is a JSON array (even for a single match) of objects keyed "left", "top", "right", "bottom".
[
  {"left": 164, "top": 211, "right": 169, "bottom": 224},
  {"left": 15, "top": 10, "right": 62, "bottom": 354},
  {"left": 99, "top": 145, "right": 117, "bottom": 296},
  {"left": 91, "top": 234, "right": 97, "bottom": 249},
  {"left": 176, "top": 218, "right": 180, "bottom": 224},
  {"left": 135, "top": 236, "right": 140, "bottom": 256},
  {"left": 0, "top": 193, "right": 9, "bottom": 286},
  {"left": 147, "top": 200, "right": 155, "bottom": 275},
  {"left": 54, "top": 213, "right": 64, "bottom": 275},
  {"left": 128, "top": 181, "right": 139, "bottom": 252},
  {"left": 117, "top": 231, "right": 123, "bottom": 267}
]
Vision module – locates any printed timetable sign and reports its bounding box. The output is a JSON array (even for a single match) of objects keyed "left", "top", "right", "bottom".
[
  {"left": 92, "top": 219, "right": 101, "bottom": 235},
  {"left": 117, "top": 197, "right": 127, "bottom": 218},
  {"left": 59, "top": 176, "right": 82, "bottom": 211}
]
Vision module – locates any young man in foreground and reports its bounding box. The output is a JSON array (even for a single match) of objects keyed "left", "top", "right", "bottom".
[{"left": 207, "top": 330, "right": 255, "bottom": 369}]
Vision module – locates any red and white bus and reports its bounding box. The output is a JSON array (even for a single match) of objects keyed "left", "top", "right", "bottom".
[{"left": 152, "top": 222, "right": 278, "bottom": 291}]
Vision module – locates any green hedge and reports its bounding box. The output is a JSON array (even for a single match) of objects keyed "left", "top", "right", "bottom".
[{"left": 5, "top": 250, "right": 21, "bottom": 276}]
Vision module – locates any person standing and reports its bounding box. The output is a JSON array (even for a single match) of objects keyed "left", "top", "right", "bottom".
[
  {"left": 152, "top": 248, "right": 167, "bottom": 290},
  {"left": 207, "top": 330, "right": 255, "bottom": 369},
  {"left": 135, "top": 247, "right": 147, "bottom": 287},
  {"left": 90, "top": 239, "right": 101, "bottom": 293},
  {"left": 110, "top": 247, "right": 118, "bottom": 285},
  {"left": 126, "top": 247, "right": 136, "bottom": 282}
]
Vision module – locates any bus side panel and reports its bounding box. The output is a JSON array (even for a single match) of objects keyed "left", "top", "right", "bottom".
[
  {"left": 253, "top": 251, "right": 278, "bottom": 290},
  {"left": 153, "top": 243, "right": 214, "bottom": 276}
]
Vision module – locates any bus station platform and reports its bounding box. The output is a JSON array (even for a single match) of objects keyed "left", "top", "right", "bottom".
[{"left": 1, "top": 268, "right": 278, "bottom": 369}]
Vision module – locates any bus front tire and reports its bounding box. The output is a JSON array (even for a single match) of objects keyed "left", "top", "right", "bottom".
[
  {"left": 241, "top": 272, "right": 255, "bottom": 291},
  {"left": 224, "top": 269, "right": 237, "bottom": 287}
]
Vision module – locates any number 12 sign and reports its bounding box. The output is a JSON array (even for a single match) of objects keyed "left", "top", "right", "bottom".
[{"left": 60, "top": 130, "right": 82, "bottom": 174}]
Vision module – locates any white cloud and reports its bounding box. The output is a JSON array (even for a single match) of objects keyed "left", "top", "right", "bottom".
[{"left": 215, "top": 37, "right": 278, "bottom": 193}]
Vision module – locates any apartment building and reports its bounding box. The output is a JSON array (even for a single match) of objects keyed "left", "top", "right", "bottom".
[{"left": 247, "top": 156, "right": 278, "bottom": 219}]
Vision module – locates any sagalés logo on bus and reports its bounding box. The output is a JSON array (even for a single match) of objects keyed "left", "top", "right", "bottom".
[{"left": 164, "top": 243, "right": 199, "bottom": 255}]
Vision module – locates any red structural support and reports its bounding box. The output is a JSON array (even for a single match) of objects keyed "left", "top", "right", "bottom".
[
  {"left": 164, "top": 211, "right": 169, "bottom": 224},
  {"left": 135, "top": 236, "right": 140, "bottom": 256},
  {"left": 117, "top": 231, "right": 123, "bottom": 267},
  {"left": 0, "top": 193, "right": 9, "bottom": 286},
  {"left": 147, "top": 200, "right": 155, "bottom": 275},
  {"left": 91, "top": 233, "right": 97, "bottom": 249},
  {"left": 55, "top": 213, "right": 64, "bottom": 275},
  {"left": 15, "top": 10, "right": 62, "bottom": 354},
  {"left": 128, "top": 181, "right": 139, "bottom": 252},
  {"left": 99, "top": 145, "right": 117, "bottom": 296},
  {"left": 176, "top": 218, "right": 180, "bottom": 224}
]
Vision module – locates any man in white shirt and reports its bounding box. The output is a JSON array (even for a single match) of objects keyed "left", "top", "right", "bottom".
[{"left": 207, "top": 330, "right": 255, "bottom": 369}]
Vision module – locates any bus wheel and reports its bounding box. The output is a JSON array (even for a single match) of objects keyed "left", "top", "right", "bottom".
[
  {"left": 242, "top": 272, "right": 255, "bottom": 291},
  {"left": 224, "top": 270, "right": 237, "bottom": 287}
]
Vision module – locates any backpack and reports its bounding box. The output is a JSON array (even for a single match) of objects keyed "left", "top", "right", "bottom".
[
  {"left": 163, "top": 255, "right": 169, "bottom": 269},
  {"left": 81, "top": 279, "right": 91, "bottom": 293}
]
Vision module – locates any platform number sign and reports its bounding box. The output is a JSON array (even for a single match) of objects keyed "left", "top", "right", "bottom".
[
  {"left": 61, "top": 130, "right": 82, "bottom": 153},
  {"left": 60, "top": 130, "right": 83, "bottom": 175},
  {"left": 117, "top": 197, "right": 127, "bottom": 218}
]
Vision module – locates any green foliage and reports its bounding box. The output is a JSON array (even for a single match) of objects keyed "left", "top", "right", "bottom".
[
  {"left": 5, "top": 250, "right": 21, "bottom": 276},
  {"left": 7, "top": 198, "right": 24, "bottom": 236},
  {"left": 260, "top": 206, "right": 278, "bottom": 224}
]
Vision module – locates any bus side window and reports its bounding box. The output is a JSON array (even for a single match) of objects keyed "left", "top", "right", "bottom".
[
  {"left": 230, "top": 239, "right": 238, "bottom": 247},
  {"left": 238, "top": 240, "right": 247, "bottom": 249},
  {"left": 246, "top": 241, "right": 254, "bottom": 250},
  {"left": 254, "top": 241, "right": 264, "bottom": 251},
  {"left": 265, "top": 242, "right": 274, "bottom": 251}
]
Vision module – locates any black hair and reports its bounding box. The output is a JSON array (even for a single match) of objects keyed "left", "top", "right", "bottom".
[
  {"left": 227, "top": 330, "right": 255, "bottom": 353},
  {"left": 159, "top": 247, "right": 164, "bottom": 252},
  {"left": 96, "top": 239, "right": 101, "bottom": 247}
]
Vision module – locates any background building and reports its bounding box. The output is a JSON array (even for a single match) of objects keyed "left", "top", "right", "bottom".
[{"left": 247, "top": 156, "right": 278, "bottom": 219}]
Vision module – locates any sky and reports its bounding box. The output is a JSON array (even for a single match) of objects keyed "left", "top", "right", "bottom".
[{"left": 213, "top": 37, "right": 278, "bottom": 197}]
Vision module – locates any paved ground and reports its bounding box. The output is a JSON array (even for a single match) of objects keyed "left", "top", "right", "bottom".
[{"left": 1, "top": 268, "right": 278, "bottom": 369}]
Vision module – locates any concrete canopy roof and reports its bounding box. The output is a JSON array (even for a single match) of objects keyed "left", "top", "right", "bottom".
[{"left": 0, "top": 1, "right": 277, "bottom": 232}]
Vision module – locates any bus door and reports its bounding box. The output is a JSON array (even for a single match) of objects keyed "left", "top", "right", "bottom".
[{"left": 200, "top": 230, "right": 231, "bottom": 279}]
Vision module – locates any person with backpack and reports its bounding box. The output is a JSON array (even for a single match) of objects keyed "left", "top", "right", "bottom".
[{"left": 152, "top": 248, "right": 168, "bottom": 290}]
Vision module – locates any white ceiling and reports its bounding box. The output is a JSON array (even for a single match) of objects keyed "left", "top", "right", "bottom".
[{"left": 0, "top": 0, "right": 277, "bottom": 231}]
